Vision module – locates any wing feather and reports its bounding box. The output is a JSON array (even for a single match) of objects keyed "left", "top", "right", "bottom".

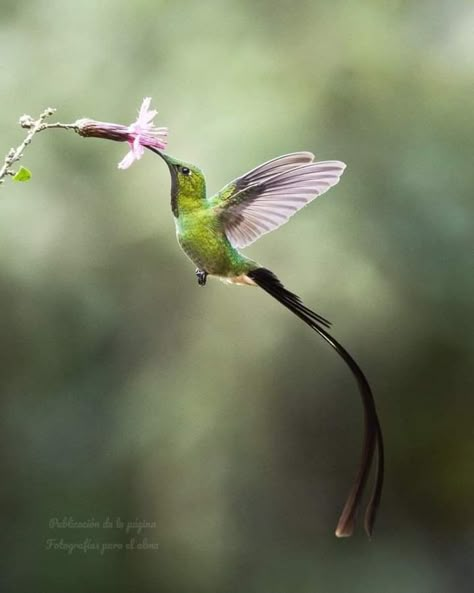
[
  {"left": 217, "top": 158, "right": 346, "bottom": 249},
  {"left": 210, "top": 152, "right": 315, "bottom": 206}
]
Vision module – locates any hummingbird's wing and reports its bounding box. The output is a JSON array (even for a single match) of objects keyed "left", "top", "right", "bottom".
[
  {"left": 212, "top": 154, "right": 346, "bottom": 249},
  {"left": 211, "top": 152, "right": 316, "bottom": 205}
]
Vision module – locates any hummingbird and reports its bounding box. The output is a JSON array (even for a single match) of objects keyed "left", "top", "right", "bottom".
[{"left": 148, "top": 147, "right": 384, "bottom": 538}]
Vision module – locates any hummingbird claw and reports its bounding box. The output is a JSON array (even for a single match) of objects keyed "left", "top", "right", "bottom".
[{"left": 195, "top": 269, "right": 208, "bottom": 287}]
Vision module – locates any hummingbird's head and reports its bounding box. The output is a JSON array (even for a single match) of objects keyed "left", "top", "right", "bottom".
[{"left": 147, "top": 148, "right": 206, "bottom": 217}]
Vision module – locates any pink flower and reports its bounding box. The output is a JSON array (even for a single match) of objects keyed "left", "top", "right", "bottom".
[
  {"left": 117, "top": 97, "right": 168, "bottom": 169},
  {"left": 74, "top": 97, "right": 168, "bottom": 169}
]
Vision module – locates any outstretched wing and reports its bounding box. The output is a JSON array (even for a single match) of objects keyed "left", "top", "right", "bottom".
[
  {"left": 212, "top": 154, "right": 346, "bottom": 249},
  {"left": 210, "top": 152, "right": 315, "bottom": 206}
]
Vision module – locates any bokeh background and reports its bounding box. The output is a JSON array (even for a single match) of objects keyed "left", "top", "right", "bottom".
[{"left": 1, "top": 1, "right": 473, "bottom": 591}]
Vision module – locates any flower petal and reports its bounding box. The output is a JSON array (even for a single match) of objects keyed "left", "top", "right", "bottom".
[
  {"left": 143, "top": 110, "right": 158, "bottom": 124},
  {"left": 118, "top": 150, "right": 137, "bottom": 169},
  {"left": 137, "top": 97, "right": 158, "bottom": 125},
  {"left": 132, "top": 136, "right": 145, "bottom": 158},
  {"left": 139, "top": 97, "right": 152, "bottom": 117}
]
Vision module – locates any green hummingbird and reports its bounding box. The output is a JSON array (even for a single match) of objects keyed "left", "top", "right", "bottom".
[{"left": 148, "top": 147, "right": 384, "bottom": 538}]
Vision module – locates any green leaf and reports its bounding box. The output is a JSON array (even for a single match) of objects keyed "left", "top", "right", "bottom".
[{"left": 13, "top": 166, "right": 32, "bottom": 182}]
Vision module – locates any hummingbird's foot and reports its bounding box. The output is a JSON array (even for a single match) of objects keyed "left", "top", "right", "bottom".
[{"left": 195, "top": 268, "right": 208, "bottom": 287}]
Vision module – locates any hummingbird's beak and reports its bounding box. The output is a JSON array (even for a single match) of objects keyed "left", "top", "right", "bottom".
[
  {"left": 147, "top": 146, "right": 180, "bottom": 177},
  {"left": 146, "top": 146, "right": 170, "bottom": 165},
  {"left": 146, "top": 146, "right": 179, "bottom": 216}
]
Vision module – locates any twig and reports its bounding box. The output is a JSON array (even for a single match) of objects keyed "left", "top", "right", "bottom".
[
  {"left": 0, "top": 108, "right": 83, "bottom": 186},
  {"left": 0, "top": 108, "right": 55, "bottom": 184}
]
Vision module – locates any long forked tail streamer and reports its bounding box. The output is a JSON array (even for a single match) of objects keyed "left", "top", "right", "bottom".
[{"left": 247, "top": 267, "right": 384, "bottom": 537}]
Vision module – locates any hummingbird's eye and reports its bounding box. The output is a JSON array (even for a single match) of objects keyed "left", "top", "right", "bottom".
[{"left": 181, "top": 166, "right": 191, "bottom": 176}]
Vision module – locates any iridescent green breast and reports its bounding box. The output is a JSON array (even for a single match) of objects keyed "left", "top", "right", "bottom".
[{"left": 175, "top": 210, "right": 251, "bottom": 277}]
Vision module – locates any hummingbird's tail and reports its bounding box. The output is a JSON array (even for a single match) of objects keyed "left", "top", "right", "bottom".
[{"left": 247, "top": 267, "right": 384, "bottom": 538}]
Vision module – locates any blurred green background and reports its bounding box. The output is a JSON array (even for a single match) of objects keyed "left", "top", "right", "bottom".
[{"left": 1, "top": 1, "right": 473, "bottom": 591}]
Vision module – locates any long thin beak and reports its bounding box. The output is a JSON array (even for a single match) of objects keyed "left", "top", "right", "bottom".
[
  {"left": 147, "top": 145, "right": 179, "bottom": 216},
  {"left": 146, "top": 146, "right": 170, "bottom": 165}
]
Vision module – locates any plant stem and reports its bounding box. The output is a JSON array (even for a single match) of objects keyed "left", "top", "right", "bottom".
[{"left": 0, "top": 108, "right": 55, "bottom": 184}]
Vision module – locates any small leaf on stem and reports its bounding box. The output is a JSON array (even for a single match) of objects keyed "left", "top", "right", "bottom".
[{"left": 13, "top": 166, "right": 32, "bottom": 182}]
